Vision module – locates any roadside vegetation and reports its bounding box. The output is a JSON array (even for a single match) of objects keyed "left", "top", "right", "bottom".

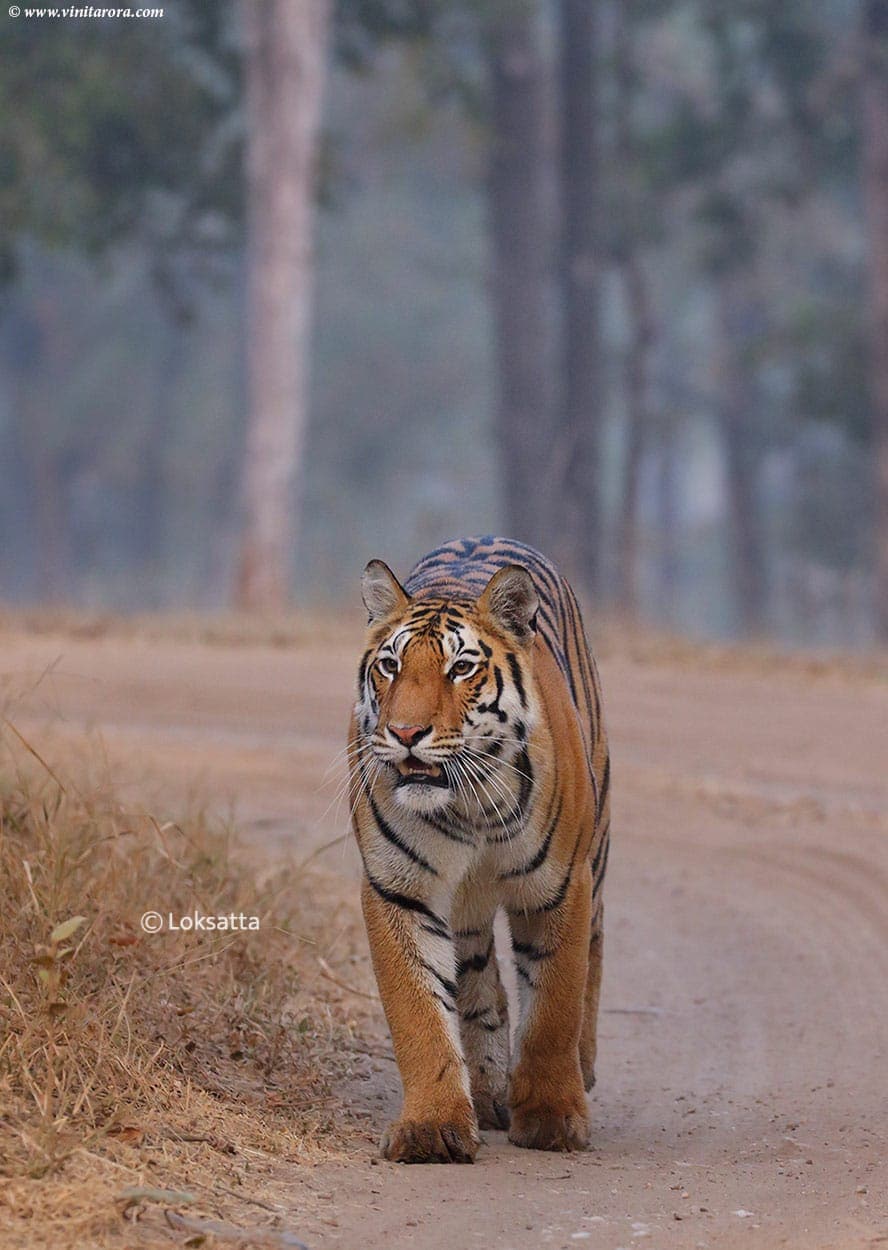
[{"left": 0, "top": 725, "right": 357, "bottom": 1249}]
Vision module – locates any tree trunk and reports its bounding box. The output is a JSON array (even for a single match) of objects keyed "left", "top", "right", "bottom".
[
  {"left": 655, "top": 409, "right": 680, "bottom": 625},
  {"left": 485, "top": 1, "right": 551, "bottom": 547},
  {"left": 862, "top": 0, "right": 888, "bottom": 640},
  {"left": 555, "top": 0, "right": 602, "bottom": 592},
  {"left": 616, "top": 255, "right": 654, "bottom": 615},
  {"left": 717, "top": 275, "right": 768, "bottom": 635},
  {"left": 612, "top": 0, "right": 653, "bottom": 616},
  {"left": 132, "top": 306, "right": 189, "bottom": 590},
  {"left": 235, "top": 0, "right": 329, "bottom": 611},
  {"left": 9, "top": 299, "right": 70, "bottom": 601}
]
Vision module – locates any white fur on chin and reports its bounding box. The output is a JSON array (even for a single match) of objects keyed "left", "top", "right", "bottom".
[{"left": 393, "top": 783, "right": 453, "bottom": 814}]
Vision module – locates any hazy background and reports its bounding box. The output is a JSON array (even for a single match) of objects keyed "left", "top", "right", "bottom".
[{"left": 1, "top": 0, "right": 885, "bottom": 646}]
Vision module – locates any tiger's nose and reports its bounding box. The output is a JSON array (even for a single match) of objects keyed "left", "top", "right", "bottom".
[{"left": 388, "top": 723, "right": 432, "bottom": 749}]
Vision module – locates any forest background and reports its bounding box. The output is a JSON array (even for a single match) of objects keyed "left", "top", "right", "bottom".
[{"left": 1, "top": 0, "right": 886, "bottom": 647}]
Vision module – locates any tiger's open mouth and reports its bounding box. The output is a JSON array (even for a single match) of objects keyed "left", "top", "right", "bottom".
[{"left": 395, "top": 756, "right": 448, "bottom": 788}]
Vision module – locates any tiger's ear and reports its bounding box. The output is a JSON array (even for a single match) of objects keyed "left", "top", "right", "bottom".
[
  {"left": 478, "top": 565, "right": 539, "bottom": 647},
  {"left": 362, "top": 559, "right": 410, "bottom": 624}
]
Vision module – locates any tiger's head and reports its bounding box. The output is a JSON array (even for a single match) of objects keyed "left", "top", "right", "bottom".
[{"left": 354, "top": 560, "right": 539, "bottom": 814}]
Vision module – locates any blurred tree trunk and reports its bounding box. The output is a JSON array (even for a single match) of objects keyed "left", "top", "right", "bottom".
[
  {"left": 616, "top": 255, "right": 654, "bottom": 615},
  {"left": 612, "top": 0, "right": 653, "bottom": 615},
  {"left": 555, "top": 0, "right": 602, "bottom": 592},
  {"left": 23, "top": 433, "right": 68, "bottom": 601},
  {"left": 717, "top": 275, "right": 768, "bottom": 634},
  {"left": 9, "top": 301, "right": 70, "bottom": 600},
  {"left": 862, "top": 0, "right": 888, "bottom": 640},
  {"left": 235, "top": 0, "right": 328, "bottom": 611},
  {"left": 485, "top": 0, "right": 551, "bottom": 546},
  {"left": 655, "top": 409, "right": 680, "bottom": 624},
  {"left": 132, "top": 305, "right": 189, "bottom": 591}
]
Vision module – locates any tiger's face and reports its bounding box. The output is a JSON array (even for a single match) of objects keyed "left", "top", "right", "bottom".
[{"left": 354, "top": 560, "right": 539, "bottom": 814}]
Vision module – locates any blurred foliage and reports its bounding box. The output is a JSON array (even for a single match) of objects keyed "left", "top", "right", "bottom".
[
  {"left": 0, "top": 1, "right": 242, "bottom": 296},
  {"left": 334, "top": 0, "right": 439, "bottom": 67},
  {"left": 0, "top": 0, "right": 880, "bottom": 641}
]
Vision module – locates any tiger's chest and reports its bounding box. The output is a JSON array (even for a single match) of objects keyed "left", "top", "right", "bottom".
[{"left": 357, "top": 748, "right": 568, "bottom": 916}]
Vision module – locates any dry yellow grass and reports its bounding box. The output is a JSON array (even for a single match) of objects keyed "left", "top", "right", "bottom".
[{"left": 0, "top": 724, "right": 360, "bottom": 1249}]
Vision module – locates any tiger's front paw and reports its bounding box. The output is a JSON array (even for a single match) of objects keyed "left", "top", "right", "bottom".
[
  {"left": 381, "top": 1113, "right": 479, "bottom": 1164},
  {"left": 508, "top": 1105, "right": 589, "bottom": 1152}
]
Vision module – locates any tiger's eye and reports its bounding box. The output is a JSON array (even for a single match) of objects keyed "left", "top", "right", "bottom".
[
  {"left": 450, "top": 660, "right": 473, "bottom": 678},
  {"left": 378, "top": 657, "right": 398, "bottom": 676}
]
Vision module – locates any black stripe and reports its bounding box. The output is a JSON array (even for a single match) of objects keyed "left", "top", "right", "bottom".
[
  {"left": 565, "top": 593, "right": 595, "bottom": 742},
  {"left": 461, "top": 1014, "right": 504, "bottom": 1033},
  {"left": 599, "top": 754, "right": 611, "bottom": 814},
  {"left": 498, "top": 795, "right": 562, "bottom": 879},
  {"left": 516, "top": 747, "right": 534, "bottom": 813},
  {"left": 456, "top": 952, "right": 490, "bottom": 978},
  {"left": 369, "top": 795, "right": 438, "bottom": 875},
  {"left": 527, "top": 825, "right": 586, "bottom": 914},
  {"left": 420, "top": 812, "right": 476, "bottom": 846},
  {"left": 591, "top": 822, "right": 610, "bottom": 877},
  {"left": 456, "top": 937, "right": 493, "bottom": 978},
  {"left": 512, "top": 940, "right": 552, "bottom": 961},
  {"left": 531, "top": 864, "right": 572, "bottom": 912},
  {"left": 421, "top": 920, "right": 451, "bottom": 941},
  {"left": 366, "top": 871, "right": 446, "bottom": 928},
  {"left": 505, "top": 652, "right": 527, "bottom": 709},
  {"left": 592, "top": 833, "right": 611, "bottom": 897},
  {"left": 559, "top": 618, "right": 580, "bottom": 705},
  {"left": 573, "top": 589, "right": 602, "bottom": 727},
  {"left": 477, "top": 664, "right": 507, "bottom": 723},
  {"left": 483, "top": 751, "right": 535, "bottom": 844},
  {"left": 492, "top": 541, "right": 557, "bottom": 584},
  {"left": 421, "top": 960, "right": 458, "bottom": 998},
  {"left": 533, "top": 597, "right": 561, "bottom": 642}
]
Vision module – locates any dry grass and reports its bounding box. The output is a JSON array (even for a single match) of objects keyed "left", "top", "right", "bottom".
[
  {"left": 0, "top": 607, "right": 362, "bottom": 651},
  {"left": 0, "top": 725, "right": 362, "bottom": 1249}
]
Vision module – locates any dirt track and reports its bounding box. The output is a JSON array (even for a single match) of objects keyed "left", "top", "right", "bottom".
[{"left": 2, "top": 624, "right": 887, "bottom": 1250}]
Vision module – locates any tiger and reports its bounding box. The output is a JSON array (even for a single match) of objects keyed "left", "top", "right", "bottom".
[{"left": 348, "top": 536, "right": 611, "bottom": 1163}]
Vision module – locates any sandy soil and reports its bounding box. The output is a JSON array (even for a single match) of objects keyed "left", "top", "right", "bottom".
[{"left": 1, "top": 623, "right": 887, "bottom": 1250}]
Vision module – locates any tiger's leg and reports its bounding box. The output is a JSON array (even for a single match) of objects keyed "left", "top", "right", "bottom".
[
  {"left": 507, "top": 860, "right": 592, "bottom": 1152},
  {"left": 453, "top": 908, "right": 511, "bottom": 1131},
  {"left": 361, "top": 877, "right": 478, "bottom": 1164},
  {"left": 580, "top": 809, "right": 610, "bottom": 1090},
  {"left": 579, "top": 902, "right": 603, "bottom": 1091}
]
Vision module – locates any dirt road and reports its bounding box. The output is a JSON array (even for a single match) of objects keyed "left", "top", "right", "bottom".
[{"left": 2, "top": 623, "right": 887, "bottom": 1250}]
